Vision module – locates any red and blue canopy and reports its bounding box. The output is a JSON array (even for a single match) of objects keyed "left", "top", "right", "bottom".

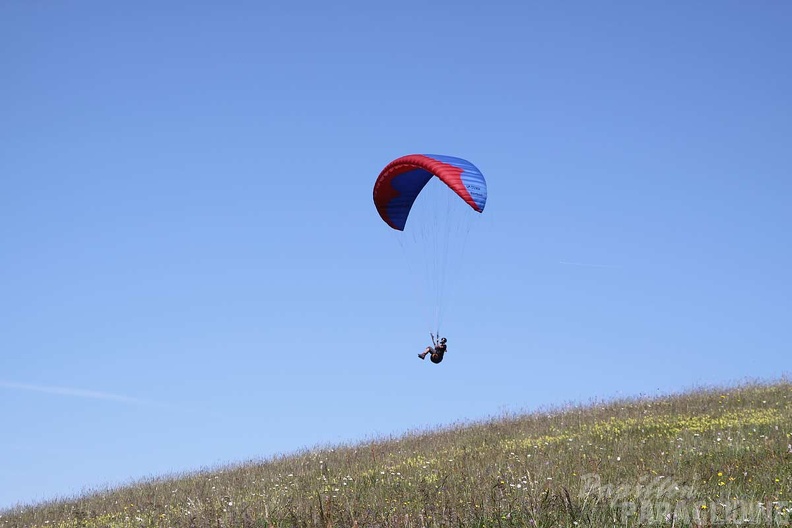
[{"left": 373, "top": 154, "right": 487, "bottom": 231}]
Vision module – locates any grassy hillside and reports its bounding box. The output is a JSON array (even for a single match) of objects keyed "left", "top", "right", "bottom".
[{"left": 3, "top": 379, "right": 791, "bottom": 528}]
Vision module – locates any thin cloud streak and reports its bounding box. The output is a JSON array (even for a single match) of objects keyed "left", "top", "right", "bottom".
[
  {"left": 559, "top": 260, "right": 622, "bottom": 269},
  {"left": 0, "top": 380, "right": 151, "bottom": 406}
]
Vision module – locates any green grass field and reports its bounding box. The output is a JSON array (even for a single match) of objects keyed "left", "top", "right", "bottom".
[{"left": 3, "top": 379, "right": 790, "bottom": 528}]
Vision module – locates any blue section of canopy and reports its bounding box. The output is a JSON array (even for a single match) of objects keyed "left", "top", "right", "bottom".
[{"left": 386, "top": 169, "right": 433, "bottom": 231}]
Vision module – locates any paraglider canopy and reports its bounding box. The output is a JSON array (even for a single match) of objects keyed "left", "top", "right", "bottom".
[{"left": 373, "top": 154, "right": 487, "bottom": 231}]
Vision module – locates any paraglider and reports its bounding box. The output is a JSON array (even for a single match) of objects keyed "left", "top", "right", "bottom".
[
  {"left": 418, "top": 334, "right": 448, "bottom": 364},
  {"left": 372, "top": 154, "right": 488, "bottom": 362}
]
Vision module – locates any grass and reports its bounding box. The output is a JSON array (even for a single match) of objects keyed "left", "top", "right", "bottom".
[{"left": 2, "top": 378, "right": 791, "bottom": 527}]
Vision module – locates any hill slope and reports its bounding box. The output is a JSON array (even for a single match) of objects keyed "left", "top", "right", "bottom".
[{"left": 3, "top": 379, "right": 791, "bottom": 527}]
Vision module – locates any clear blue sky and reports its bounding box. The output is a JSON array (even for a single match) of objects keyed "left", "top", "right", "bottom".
[{"left": 2, "top": 0, "right": 790, "bottom": 510}]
